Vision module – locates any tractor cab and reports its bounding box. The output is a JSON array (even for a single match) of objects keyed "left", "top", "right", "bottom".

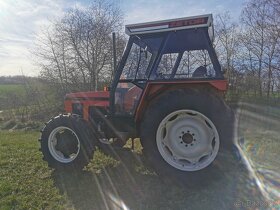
[{"left": 111, "top": 14, "right": 225, "bottom": 117}]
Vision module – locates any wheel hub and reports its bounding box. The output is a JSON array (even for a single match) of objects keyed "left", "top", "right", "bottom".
[
  {"left": 55, "top": 131, "right": 79, "bottom": 158},
  {"left": 182, "top": 133, "right": 194, "bottom": 144}
]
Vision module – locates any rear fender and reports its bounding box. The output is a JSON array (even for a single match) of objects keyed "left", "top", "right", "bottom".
[{"left": 135, "top": 80, "right": 227, "bottom": 123}]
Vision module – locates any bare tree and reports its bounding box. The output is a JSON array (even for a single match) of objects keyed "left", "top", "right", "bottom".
[
  {"left": 264, "top": 0, "right": 280, "bottom": 97},
  {"left": 240, "top": 0, "right": 280, "bottom": 97},
  {"left": 215, "top": 12, "right": 240, "bottom": 92},
  {"left": 240, "top": 0, "right": 267, "bottom": 96},
  {"left": 34, "top": 0, "right": 124, "bottom": 92}
]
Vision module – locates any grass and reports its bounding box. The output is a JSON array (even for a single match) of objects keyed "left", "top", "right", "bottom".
[
  {"left": 0, "top": 101, "right": 279, "bottom": 209},
  {"left": 0, "top": 132, "right": 65, "bottom": 210}
]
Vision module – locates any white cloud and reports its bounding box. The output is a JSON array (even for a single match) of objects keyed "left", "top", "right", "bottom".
[{"left": 0, "top": 0, "right": 65, "bottom": 76}]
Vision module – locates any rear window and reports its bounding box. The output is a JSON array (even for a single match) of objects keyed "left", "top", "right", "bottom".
[{"left": 176, "top": 50, "right": 215, "bottom": 79}]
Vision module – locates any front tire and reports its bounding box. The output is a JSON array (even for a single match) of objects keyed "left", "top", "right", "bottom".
[{"left": 40, "top": 114, "right": 94, "bottom": 170}]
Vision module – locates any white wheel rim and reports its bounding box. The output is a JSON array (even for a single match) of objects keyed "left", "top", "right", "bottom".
[
  {"left": 48, "top": 126, "right": 80, "bottom": 163},
  {"left": 156, "top": 109, "right": 220, "bottom": 171}
]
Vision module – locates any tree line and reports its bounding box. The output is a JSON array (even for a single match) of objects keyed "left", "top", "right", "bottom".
[{"left": 215, "top": 0, "right": 280, "bottom": 98}]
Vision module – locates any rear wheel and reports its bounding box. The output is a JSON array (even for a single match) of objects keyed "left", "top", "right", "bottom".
[
  {"left": 40, "top": 114, "right": 95, "bottom": 170},
  {"left": 156, "top": 109, "right": 220, "bottom": 172},
  {"left": 140, "top": 89, "right": 235, "bottom": 186}
]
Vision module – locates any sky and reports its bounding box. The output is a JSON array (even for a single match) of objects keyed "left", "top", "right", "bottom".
[{"left": 0, "top": 0, "right": 245, "bottom": 76}]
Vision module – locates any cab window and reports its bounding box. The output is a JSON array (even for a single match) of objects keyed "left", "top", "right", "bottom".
[
  {"left": 176, "top": 50, "right": 215, "bottom": 78},
  {"left": 121, "top": 43, "right": 152, "bottom": 80}
]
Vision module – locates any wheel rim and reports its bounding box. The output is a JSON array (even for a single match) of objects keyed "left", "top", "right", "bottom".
[
  {"left": 156, "top": 109, "right": 220, "bottom": 171},
  {"left": 48, "top": 126, "right": 81, "bottom": 163}
]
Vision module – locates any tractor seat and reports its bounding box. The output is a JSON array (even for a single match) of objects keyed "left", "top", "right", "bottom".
[{"left": 192, "top": 66, "right": 207, "bottom": 78}]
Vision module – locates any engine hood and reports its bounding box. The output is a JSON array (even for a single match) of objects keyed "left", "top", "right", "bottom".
[{"left": 65, "top": 91, "right": 110, "bottom": 100}]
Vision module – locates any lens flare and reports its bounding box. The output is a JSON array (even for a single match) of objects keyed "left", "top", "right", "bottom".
[
  {"left": 107, "top": 192, "right": 130, "bottom": 210},
  {"left": 234, "top": 101, "right": 280, "bottom": 204}
]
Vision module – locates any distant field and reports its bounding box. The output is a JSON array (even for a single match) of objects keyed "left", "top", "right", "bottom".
[
  {"left": 0, "top": 83, "right": 59, "bottom": 119},
  {"left": 0, "top": 84, "right": 26, "bottom": 110},
  {"left": 0, "top": 84, "right": 25, "bottom": 95}
]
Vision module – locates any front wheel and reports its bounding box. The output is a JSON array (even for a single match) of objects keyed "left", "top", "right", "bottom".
[{"left": 39, "top": 114, "right": 95, "bottom": 170}]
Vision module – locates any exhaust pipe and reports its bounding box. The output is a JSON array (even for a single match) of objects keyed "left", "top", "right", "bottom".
[{"left": 112, "top": 32, "right": 117, "bottom": 73}]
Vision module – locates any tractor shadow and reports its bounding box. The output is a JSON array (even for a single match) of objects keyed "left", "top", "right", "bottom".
[{"left": 52, "top": 146, "right": 266, "bottom": 210}]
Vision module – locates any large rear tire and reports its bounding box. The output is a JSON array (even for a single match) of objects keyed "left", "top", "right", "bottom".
[
  {"left": 140, "top": 88, "right": 235, "bottom": 186},
  {"left": 39, "top": 114, "right": 95, "bottom": 170}
]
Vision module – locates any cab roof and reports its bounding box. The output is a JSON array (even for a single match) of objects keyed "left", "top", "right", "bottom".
[{"left": 125, "top": 14, "right": 213, "bottom": 36}]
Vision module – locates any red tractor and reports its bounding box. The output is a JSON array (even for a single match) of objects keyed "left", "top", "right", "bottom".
[{"left": 40, "top": 14, "right": 234, "bottom": 184}]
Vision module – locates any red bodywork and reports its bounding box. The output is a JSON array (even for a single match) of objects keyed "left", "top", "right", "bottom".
[
  {"left": 65, "top": 91, "right": 109, "bottom": 121},
  {"left": 134, "top": 80, "right": 227, "bottom": 122},
  {"left": 64, "top": 80, "right": 227, "bottom": 122}
]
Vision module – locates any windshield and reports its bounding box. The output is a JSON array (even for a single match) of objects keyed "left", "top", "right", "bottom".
[{"left": 121, "top": 42, "right": 152, "bottom": 80}]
